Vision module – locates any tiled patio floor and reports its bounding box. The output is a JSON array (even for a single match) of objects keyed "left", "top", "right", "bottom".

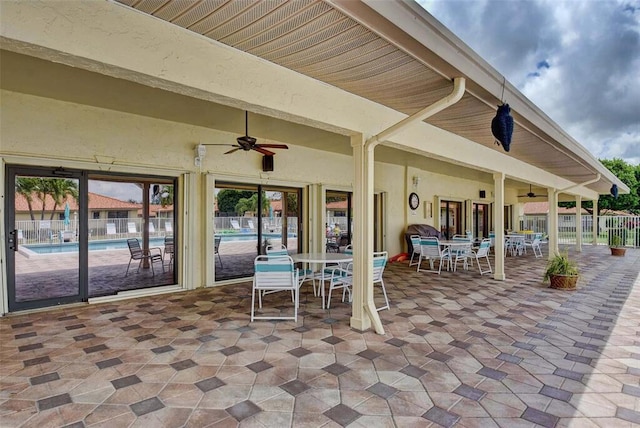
[{"left": 1, "top": 245, "right": 639, "bottom": 427}]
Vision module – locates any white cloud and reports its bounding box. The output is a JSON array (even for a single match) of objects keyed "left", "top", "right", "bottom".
[{"left": 420, "top": 0, "right": 640, "bottom": 165}]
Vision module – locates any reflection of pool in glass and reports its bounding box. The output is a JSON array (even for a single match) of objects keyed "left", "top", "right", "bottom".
[
  {"left": 23, "top": 237, "right": 167, "bottom": 255},
  {"left": 219, "top": 233, "right": 297, "bottom": 242}
]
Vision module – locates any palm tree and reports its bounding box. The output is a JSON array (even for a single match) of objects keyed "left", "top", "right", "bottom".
[
  {"left": 46, "top": 179, "right": 79, "bottom": 220},
  {"left": 15, "top": 177, "right": 39, "bottom": 221}
]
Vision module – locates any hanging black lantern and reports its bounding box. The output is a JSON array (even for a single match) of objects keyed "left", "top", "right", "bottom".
[
  {"left": 491, "top": 103, "right": 514, "bottom": 152},
  {"left": 610, "top": 184, "right": 619, "bottom": 198}
]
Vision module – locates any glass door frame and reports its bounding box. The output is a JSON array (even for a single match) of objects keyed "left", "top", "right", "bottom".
[
  {"left": 6, "top": 165, "right": 88, "bottom": 312},
  {"left": 473, "top": 202, "right": 490, "bottom": 240}
]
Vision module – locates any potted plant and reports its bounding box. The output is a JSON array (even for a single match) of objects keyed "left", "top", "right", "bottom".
[
  {"left": 544, "top": 252, "right": 579, "bottom": 290},
  {"left": 609, "top": 234, "right": 626, "bottom": 256}
]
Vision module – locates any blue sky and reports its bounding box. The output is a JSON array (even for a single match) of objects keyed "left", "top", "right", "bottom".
[{"left": 420, "top": 0, "right": 640, "bottom": 165}]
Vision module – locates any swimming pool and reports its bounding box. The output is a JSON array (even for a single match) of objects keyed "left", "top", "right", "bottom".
[
  {"left": 22, "top": 233, "right": 297, "bottom": 254},
  {"left": 23, "top": 237, "right": 167, "bottom": 255}
]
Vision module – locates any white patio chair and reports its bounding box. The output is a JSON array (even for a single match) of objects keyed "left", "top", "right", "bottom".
[
  {"left": 165, "top": 221, "right": 173, "bottom": 235},
  {"left": 471, "top": 238, "right": 492, "bottom": 275},
  {"left": 251, "top": 255, "right": 300, "bottom": 322},
  {"left": 326, "top": 262, "right": 353, "bottom": 308},
  {"left": 230, "top": 220, "right": 241, "bottom": 231},
  {"left": 451, "top": 239, "right": 473, "bottom": 272},
  {"left": 106, "top": 223, "right": 117, "bottom": 236},
  {"left": 326, "top": 250, "right": 389, "bottom": 311},
  {"left": 417, "top": 237, "right": 450, "bottom": 274},
  {"left": 127, "top": 222, "right": 138, "bottom": 235},
  {"left": 524, "top": 233, "right": 543, "bottom": 258},
  {"left": 408, "top": 235, "right": 421, "bottom": 266},
  {"left": 372, "top": 251, "right": 390, "bottom": 311}
]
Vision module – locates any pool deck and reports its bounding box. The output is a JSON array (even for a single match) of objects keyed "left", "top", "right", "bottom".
[{"left": 12, "top": 239, "right": 293, "bottom": 301}]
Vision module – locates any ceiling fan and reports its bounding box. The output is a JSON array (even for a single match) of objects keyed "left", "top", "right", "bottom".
[
  {"left": 201, "top": 111, "right": 288, "bottom": 156},
  {"left": 518, "top": 184, "right": 545, "bottom": 198}
]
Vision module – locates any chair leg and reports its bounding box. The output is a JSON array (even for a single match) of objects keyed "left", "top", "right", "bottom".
[
  {"left": 251, "top": 284, "right": 256, "bottom": 321},
  {"left": 125, "top": 258, "right": 133, "bottom": 277},
  {"left": 376, "top": 279, "right": 390, "bottom": 311}
]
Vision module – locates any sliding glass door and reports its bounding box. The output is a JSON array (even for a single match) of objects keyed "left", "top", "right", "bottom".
[
  {"left": 214, "top": 182, "right": 302, "bottom": 281},
  {"left": 5, "top": 165, "right": 178, "bottom": 312},
  {"left": 440, "top": 200, "right": 463, "bottom": 239},
  {"left": 325, "top": 191, "right": 352, "bottom": 252}
]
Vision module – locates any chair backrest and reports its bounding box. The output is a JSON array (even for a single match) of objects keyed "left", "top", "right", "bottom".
[
  {"left": 343, "top": 244, "right": 353, "bottom": 255},
  {"left": 372, "top": 251, "right": 388, "bottom": 281},
  {"left": 420, "top": 237, "right": 442, "bottom": 257},
  {"left": 248, "top": 220, "right": 255, "bottom": 230},
  {"left": 266, "top": 244, "right": 288, "bottom": 257},
  {"left": 476, "top": 238, "right": 491, "bottom": 257},
  {"left": 488, "top": 231, "right": 495, "bottom": 246},
  {"left": 165, "top": 222, "right": 173, "bottom": 234},
  {"left": 127, "top": 222, "right": 137, "bottom": 234},
  {"left": 214, "top": 236, "right": 221, "bottom": 253},
  {"left": 254, "top": 255, "right": 297, "bottom": 290},
  {"left": 164, "top": 236, "right": 174, "bottom": 254},
  {"left": 106, "top": 223, "right": 117, "bottom": 235},
  {"left": 453, "top": 234, "right": 470, "bottom": 242},
  {"left": 410, "top": 235, "right": 421, "bottom": 253},
  {"left": 148, "top": 223, "right": 156, "bottom": 233},
  {"left": 230, "top": 220, "right": 241, "bottom": 230},
  {"left": 127, "top": 238, "right": 143, "bottom": 258}
]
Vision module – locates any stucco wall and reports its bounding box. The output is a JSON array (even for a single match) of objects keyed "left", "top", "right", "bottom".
[{"left": 1, "top": 89, "right": 522, "bottom": 278}]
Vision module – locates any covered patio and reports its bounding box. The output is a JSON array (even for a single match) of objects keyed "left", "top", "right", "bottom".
[{"left": 2, "top": 246, "right": 639, "bottom": 427}]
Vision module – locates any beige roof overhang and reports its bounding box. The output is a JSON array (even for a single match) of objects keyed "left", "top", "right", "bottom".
[{"left": 1, "top": 0, "right": 627, "bottom": 197}]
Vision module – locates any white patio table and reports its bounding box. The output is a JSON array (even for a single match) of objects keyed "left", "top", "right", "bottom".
[
  {"left": 292, "top": 252, "right": 353, "bottom": 309},
  {"left": 438, "top": 240, "right": 473, "bottom": 271}
]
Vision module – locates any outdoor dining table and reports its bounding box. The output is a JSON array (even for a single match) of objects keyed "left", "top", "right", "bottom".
[
  {"left": 438, "top": 240, "right": 473, "bottom": 271},
  {"left": 291, "top": 252, "right": 353, "bottom": 309}
]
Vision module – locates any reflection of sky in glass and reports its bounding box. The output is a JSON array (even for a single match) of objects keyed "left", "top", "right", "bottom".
[{"left": 88, "top": 180, "right": 142, "bottom": 203}]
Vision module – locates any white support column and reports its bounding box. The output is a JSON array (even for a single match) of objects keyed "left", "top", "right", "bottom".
[
  {"left": 592, "top": 199, "right": 599, "bottom": 245},
  {"left": 575, "top": 195, "right": 582, "bottom": 252},
  {"left": 493, "top": 173, "right": 505, "bottom": 281},
  {"left": 183, "top": 172, "right": 199, "bottom": 289},
  {"left": 205, "top": 174, "right": 215, "bottom": 287},
  {"left": 350, "top": 134, "right": 383, "bottom": 333},
  {"left": 548, "top": 188, "right": 559, "bottom": 257}
]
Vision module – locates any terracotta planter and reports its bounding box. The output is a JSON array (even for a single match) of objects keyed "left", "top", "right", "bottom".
[
  {"left": 610, "top": 247, "right": 626, "bottom": 256},
  {"left": 549, "top": 274, "right": 578, "bottom": 290}
]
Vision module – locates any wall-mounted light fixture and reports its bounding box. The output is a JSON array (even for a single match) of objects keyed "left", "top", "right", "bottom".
[
  {"left": 194, "top": 144, "right": 206, "bottom": 167},
  {"left": 412, "top": 176, "right": 420, "bottom": 188}
]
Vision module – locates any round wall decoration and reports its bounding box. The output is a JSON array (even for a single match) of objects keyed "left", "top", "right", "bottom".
[{"left": 409, "top": 192, "right": 420, "bottom": 210}]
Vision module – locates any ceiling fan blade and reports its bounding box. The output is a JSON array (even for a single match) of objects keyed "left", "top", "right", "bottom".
[
  {"left": 256, "top": 143, "right": 288, "bottom": 149},
  {"left": 201, "top": 143, "right": 236, "bottom": 147},
  {"left": 224, "top": 147, "right": 241, "bottom": 155},
  {"left": 254, "top": 147, "right": 275, "bottom": 156}
]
